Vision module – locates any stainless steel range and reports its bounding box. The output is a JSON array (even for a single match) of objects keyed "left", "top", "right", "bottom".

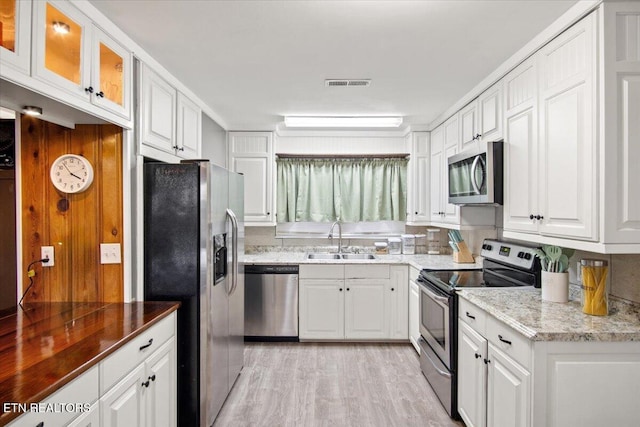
[{"left": 416, "top": 239, "right": 541, "bottom": 419}]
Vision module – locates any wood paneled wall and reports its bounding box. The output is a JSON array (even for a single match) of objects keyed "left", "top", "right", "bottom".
[{"left": 20, "top": 116, "right": 123, "bottom": 303}]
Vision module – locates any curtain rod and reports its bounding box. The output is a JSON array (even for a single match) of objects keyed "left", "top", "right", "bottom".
[{"left": 276, "top": 153, "right": 410, "bottom": 159}]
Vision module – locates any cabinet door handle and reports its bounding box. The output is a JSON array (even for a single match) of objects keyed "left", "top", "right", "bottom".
[
  {"left": 149, "top": 374, "right": 156, "bottom": 382},
  {"left": 475, "top": 353, "right": 482, "bottom": 359},
  {"left": 535, "top": 215, "right": 544, "bottom": 220},
  {"left": 36, "top": 423, "right": 44, "bottom": 427},
  {"left": 139, "top": 338, "right": 154, "bottom": 351},
  {"left": 178, "top": 147, "right": 185, "bottom": 152},
  {"left": 339, "top": 288, "right": 343, "bottom": 292},
  {"left": 142, "top": 380, "right": 150, "bottom": 388},
  {"left": 415, "top": 212, "right": 418, "bottom": 215},
  {"left": 483, "top": 358, "right": 491, "bottom": 364},
  {"left": 96, "top": 91, "right": 105, "bottom": 98},
  {"left": 498, "top": 334, "right": 512, "bottom": 345},
  {"left": 346, "top": 288, "right": 350, "bottom": 291},
  {"left": 84, "top": 86, "right": 93, "bottom": 94},
  {"left": 465, "top": 311, "right": 476, "bottom": 320}
]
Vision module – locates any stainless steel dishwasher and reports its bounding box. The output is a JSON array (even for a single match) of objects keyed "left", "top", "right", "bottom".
[{"left": 244, "top": 264, "right": 299, "bottom": 341}]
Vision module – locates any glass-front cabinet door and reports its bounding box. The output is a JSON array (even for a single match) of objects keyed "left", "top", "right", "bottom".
[
  {"left": 32, "top": 0, "right": 131, "bottom": 120},
  {"left": 91, "top": 28, "right": 130, "bottom": 118},
  {"left": 33, "top": 0, "right": 91, "bottom": 99},
  {"left": 0, "top": 0, "right": 31, "bottom": 75}
]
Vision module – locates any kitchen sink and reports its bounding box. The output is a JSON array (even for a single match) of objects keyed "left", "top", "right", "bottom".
[
  {"left": 305, "top": 253, "right": 377, "bottom": 260},
  {"left": 340, "top": 254, "right": 377, "bottom": 260},
  {"left": 306, "top": 253, "right": 342, "bottom": 260}
]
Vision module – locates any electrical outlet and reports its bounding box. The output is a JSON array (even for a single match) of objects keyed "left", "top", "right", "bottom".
[
  {"left": 41, "top": 246, "right": 54, "bottom": 267},
  {"left": 100, "top": 243, "right": 121, "bottom": 264}
]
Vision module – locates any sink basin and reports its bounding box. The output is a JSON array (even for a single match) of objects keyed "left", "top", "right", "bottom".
[
  {"left": 306, "top": 253, "right": 341, "bottom": 260},
  {"left": 340, "top": 254, "right": 377, "bottom": 260}
]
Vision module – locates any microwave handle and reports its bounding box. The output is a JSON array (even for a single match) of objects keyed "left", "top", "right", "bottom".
[{"left": 470, "top": 155, "right": 485, "bottom": 195}]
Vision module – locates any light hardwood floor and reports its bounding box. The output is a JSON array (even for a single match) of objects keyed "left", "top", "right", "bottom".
[{"left": 214, "top": 342, "right": 464, "bottom": 427}]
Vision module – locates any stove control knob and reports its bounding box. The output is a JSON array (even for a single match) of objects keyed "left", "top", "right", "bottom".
[
  {"left": 524, "top": 253, "right": 532, "bottom": 260},
  {"left": 517, "top": 251, "right": 524, "bottom": 258},
  {"left": 483, "top": 244, "right": 492, "bottom": 251}
]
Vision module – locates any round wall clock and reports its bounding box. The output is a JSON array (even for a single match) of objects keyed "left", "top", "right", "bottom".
[{"left": 49, "top": 154, "right": 94, "bottom": 193}]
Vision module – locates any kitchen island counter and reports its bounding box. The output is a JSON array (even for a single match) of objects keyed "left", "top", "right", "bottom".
[
  {"left": 458, "top": 287, "right": 640, "bottom": 342},
  {"left": 0, "top": 301, "right": 179, "bottom": 425}
]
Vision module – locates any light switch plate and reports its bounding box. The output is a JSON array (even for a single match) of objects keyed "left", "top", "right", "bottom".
[{"left": 100, "top": 243, "right": 121, "bottom": 264}]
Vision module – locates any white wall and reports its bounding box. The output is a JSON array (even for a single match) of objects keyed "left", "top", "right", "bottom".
[
  {"left": 276, "top": 131, "right": 407, "bottom": 154},
  {"left": 201, "top": 113, "right": 227, "bottom": 167}
]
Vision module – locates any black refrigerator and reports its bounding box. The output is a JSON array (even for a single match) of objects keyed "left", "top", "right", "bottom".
[{"left": 144, "top": 160, "right": 244, "bottom": 427}]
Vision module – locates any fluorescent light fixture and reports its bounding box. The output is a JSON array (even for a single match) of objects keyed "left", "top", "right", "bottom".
[
  {"left": 52, "top": 21, "right": 70, "bottom": 34},
  {"left": 284, "top": 116, "right": 403, "bottom": 128},
  {"left": 23, "top": 106, "right": 43, "bottom": 116}
]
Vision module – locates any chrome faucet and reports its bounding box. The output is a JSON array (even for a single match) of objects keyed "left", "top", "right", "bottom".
[{"left": 328, "top": 220, "right": 343, "bottom": 254}]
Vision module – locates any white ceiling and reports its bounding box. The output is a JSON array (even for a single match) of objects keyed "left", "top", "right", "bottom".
[{"left": 89, "top": 0, "right": 579, "bottom": 131}]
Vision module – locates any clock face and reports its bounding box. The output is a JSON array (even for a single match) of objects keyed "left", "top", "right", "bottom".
[{"left": 50, "top": 154, "right": 94, "bottom": 194}]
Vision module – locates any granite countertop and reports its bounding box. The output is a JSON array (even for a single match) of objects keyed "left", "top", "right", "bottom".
[
  {"left": 243, "top": 252, "right": 482, "bottom": 271},
  {"left": 458, "top": 287, "right": 640, "bottom": 342},
  {"left": 0, "top": 301, "right": 180, "bottom": 425}
]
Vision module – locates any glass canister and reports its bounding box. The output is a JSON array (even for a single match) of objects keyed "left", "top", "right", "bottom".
[
  {"left": 580, "top": 259, "right": 609, "bottom": 316},
  {"left": 427, "top": 228, "right": 441, "bottom": 254}
]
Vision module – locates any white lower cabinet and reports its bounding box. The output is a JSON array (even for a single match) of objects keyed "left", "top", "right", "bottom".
[
  {"left": 299, "top": 264, "right": 408, "bottom": 340},
  {"left": 101, "top": 337, "right": 176, "bottom": 427},
  {"left": 458, "top": 322, "right": 488, "bottom": 427},
  {"left": 67, "top": 402, "right": 100, "bottom": 427},
  {"left": 299, "top": 278, "right": 345, "bottom": 340},
  {"left": 8, "top": 312, "right": 177, "bottom": 427},
  {"left": 458, "top": 297, "right": 640, "bottom": 427},
  {"left": 7, "top": 366, "right": 100, "bottom": 427},
  {"left": 486, "top": 343, "right": 531, "bottom": 427},
  {"left": 101, "top": 364, "right": 147, "bottom": 427}
]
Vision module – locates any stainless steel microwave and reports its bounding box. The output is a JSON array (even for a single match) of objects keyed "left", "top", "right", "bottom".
[{"left": 447, "top": 140, "right": 503, "bottom": 205}]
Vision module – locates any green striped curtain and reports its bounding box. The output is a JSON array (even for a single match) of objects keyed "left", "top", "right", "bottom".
[{"left": 276, "top": 157, "right": 407, "bottom": 223}]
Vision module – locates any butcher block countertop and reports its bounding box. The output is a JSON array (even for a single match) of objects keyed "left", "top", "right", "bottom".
[{"left": 0, "top": 301, "right": 179, "bottom": 425}]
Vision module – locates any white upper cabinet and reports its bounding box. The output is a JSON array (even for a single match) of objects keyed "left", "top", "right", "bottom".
[
  {"left": 478, "top": 81, "right": 503, "bottom": 143},
  {"left": 139, "top": 63, "right": 202, "bottom": 161},
  {"left": 503, "top": 3, "right": 640, "bottom": 252},
  {"left": 600, "top": 1, "right": 640, "bottom": 247},
  {"left": 503, "top": 11, "right": 600, "bottom": 245},
  {"left": 503, "top": 57, "right": 539, "bottom": 234},
  {"left": 407, "top": 132, "right": 430, "bottom": 224},
  {"left": 537, "top": 12, "right": 596, "bottom": 241},
  {"left": 228, "top": 132, "right": 274, "bottom": 224},
  {"left": 460, "top": 101, "right": 479, "bottom": 150},
  {"left": 141, "top": 64, "right": 177, "bottom": 155},
  {"left": 32, "top": 0, "right": 132, "bottom": 120},
  {"left": 176, "top": 92, "right": 201, "bottom": 159},
  {"left": 0, "top": 0, "right": 31, "bottom": 75}
]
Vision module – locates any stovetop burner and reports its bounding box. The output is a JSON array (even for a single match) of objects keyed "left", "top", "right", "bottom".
[{"left": 419, "top": 239, "right": 542, "bottom": 294}]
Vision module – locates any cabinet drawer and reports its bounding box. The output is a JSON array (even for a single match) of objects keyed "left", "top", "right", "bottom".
[
  {"left": 100, "top": 312, "right": 176, "bottom": 393},
  {"left": 345, "top": 264, "right": 390, "bottom": 279},
  {"left": 459, "top": 297, "right": 487, "bottom": 336},
  {"left": 486, "top": 315, "right": 531, "bottom": 368},
  {"left": 300, "top": 264, "right": 344, "bottom": 279},
  {"left": 7, "top": 366, "right": 99, "bottom": 427}
]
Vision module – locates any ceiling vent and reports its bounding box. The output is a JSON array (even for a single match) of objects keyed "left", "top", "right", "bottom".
[{"left": 325, "top": 79, "right": 371, "bottom": 87}]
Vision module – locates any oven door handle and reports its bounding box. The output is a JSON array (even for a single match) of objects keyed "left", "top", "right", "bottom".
[
  {"left": 418, "top": 281, "right": 450, "bottom": 306},
  {"left": 471, "top": 155, "right": 485, "bottom": 195},
  {"left": 422, "top": 345, "right": 452, "bottom": 379}
]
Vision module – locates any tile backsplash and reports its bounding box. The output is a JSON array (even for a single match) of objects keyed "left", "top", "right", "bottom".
[{"left": 245, "top": 226, "right": 640, "bottom": 304}]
